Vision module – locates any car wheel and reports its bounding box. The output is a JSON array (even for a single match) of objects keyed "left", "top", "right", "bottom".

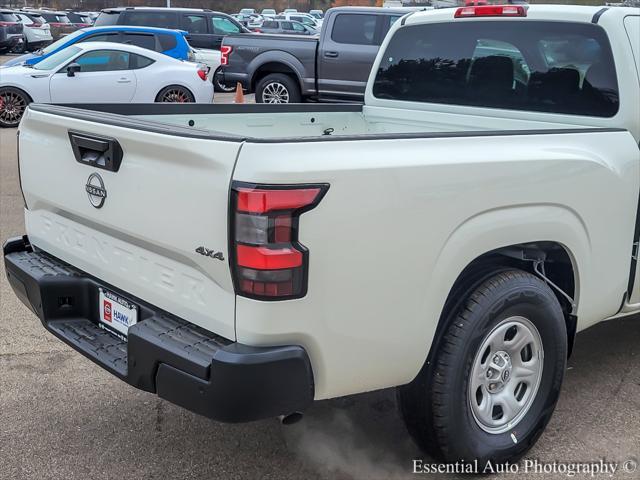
[
  {"left": 0, "top": 87, "right": 31, "bottom": 128},
  {"left": 155, "top": 85, "right": 195, "bottom": 103},
  {"left": 256, "top": 73, "right": 301, "bottom": 104},
  {"left": 12, "top": 40, "right": 26, "bottom": 54},
  {"left": 398, "top": 269, "right": 567, "bottom": 465},
  {"left": 213, "top": 67, "right": 235, "bottom": 93}
]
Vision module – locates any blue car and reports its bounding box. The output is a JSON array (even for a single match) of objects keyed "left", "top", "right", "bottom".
[{"left": 2, "top": 25, "right": 193, "bottom": 68}]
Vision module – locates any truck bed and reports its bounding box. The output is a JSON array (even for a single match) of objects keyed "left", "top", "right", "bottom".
[{"left": 29, "top": 103, "right": 618, "bottom": 142}]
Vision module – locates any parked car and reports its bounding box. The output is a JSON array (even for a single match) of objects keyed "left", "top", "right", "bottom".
[
  {"left": 309, "top": 9, "right": 324, "bottom": 19},
  {"left": 222, "top": 6, "right": 408, "bottom": 102},
  {"left": 275, "top": 12, "right": 321, "bottom": 29},
  {"left": 0, "top": 10, "right": 24, "bottom": 54},
  {"left": 35, "top": 11, "right": 77, "bottom": 41},
  {"left": 0, "top": 42, "right": 212, "bottom": 127},
  {"left": 234, "top": 13, "right": 263, "bottom": 28},
  {"left": 94, "top": 7, "right": 248, "bottom": 50},
  {"left": 283, "top": 8, "right": 298, "bottom": 13},
  {"left": 261, "top": 8, "right": 277, "bottom": 18},
  {"left": 191, "top": 47, "right": 224, "bottom": 89},
  {"left": 239, "top": 8, "right": 256, "bottom": 16},
  {"left": 276, "top": 12, "right": 322, "bottom": 30},
  {"left": 65, "top": 11, "right": 94, "bottom": 27},
  {"left": 6, "top": 3, "right": 639, "bottom": 467},
  {"left": 1, "top": 26, "right": 193, "bottom": 69},
  {"left": 11, "top": 12, "right": 52, "bottom": 53},
  {"left": 258, "top": 19, "right": 317, "bottom": 35}
]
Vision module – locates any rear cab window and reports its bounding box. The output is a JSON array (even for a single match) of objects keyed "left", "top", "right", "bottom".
[{"left": 373, "top": 21, "right": 619, "bottom": 117}]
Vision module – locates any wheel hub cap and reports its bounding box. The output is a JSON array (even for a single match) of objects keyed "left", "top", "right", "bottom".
[
  {"left": 469, "top": 316, "right": 544, "bottom": 434},
  {"left": 484, "top": 351, "right": 512, "bottom": 393}
]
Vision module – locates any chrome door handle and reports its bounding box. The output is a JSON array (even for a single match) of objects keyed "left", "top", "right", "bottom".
[{"left": 117, "top": 79, "right": 131, "bottom": 84}]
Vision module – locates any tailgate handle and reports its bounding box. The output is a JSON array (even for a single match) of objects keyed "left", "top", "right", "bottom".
[{"left": 68, "top": 131, "right": 123, "bottom": 172}]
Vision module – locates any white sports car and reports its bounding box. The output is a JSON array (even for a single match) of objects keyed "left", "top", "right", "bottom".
[{"left": 0, "top": 42, "right": 213, "bottom": 127}]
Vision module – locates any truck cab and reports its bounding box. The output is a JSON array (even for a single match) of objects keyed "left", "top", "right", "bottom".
[{"left": 222, "top": 7, "right": 411, "bottom": 103}]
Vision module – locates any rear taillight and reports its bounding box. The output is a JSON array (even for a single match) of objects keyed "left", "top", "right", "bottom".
[
  {"left": 230, "top": 182, "right": 329, "bottom": 300},
  {"left": 0, "top": 22, "right": 17, "bottom": 26},
  {"left": 197, "top": 68, "right": 207, "bottom": 81},
  {"left": 220, "top": 45, "right": 232, "bottom": 66},
  {"left": 454, "top": 5, "right": 527, "bottom": 18}
]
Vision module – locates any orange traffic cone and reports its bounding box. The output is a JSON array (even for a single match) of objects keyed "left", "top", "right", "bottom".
[{"left": 234, "top": 82, "right": 245, "bottom": 104}]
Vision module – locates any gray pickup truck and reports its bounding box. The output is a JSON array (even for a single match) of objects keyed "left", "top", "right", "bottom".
[{"left": 221, "top": 7, "right": 411, "bottom": 103}]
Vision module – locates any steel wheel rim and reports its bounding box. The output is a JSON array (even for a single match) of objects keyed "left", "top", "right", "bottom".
[
  {"left": 161, "top": 88, "right": 191, "bottom": 103},
  {"left": 262, "top": 82, "right": 289, "bottom": 103},
  {"left": 468, "top": 316, "right": 544, "bottom": 434},
  {"left": 0, "top": 91, "right": 27, "bottom": 123}
]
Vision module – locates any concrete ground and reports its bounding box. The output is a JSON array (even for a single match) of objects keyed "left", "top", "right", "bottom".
[{"left": 0, "top": 55, "right": 639, "bottom": 480}]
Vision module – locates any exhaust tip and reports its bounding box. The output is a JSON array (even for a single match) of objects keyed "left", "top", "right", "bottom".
[{"left": 278, "top": 412, "right": 303, "bottom": 425}]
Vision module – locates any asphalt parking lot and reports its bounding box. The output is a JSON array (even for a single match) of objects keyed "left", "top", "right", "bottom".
[{"left": 1, "top": 57, "right": 639, "bottom": 480}]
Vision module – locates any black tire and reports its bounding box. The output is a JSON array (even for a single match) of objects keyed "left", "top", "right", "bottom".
[
  {"left": 0, "top": 87, "right": 31, "bottom": 128},
  {"left": 155, "top": 85, "right": 195, "bottom": 103},
  {"left": 213, "top": 67, "right": 235, "bottom": 93},
  {"left": 12, "top": 40, "right": 26, "bottom": 54},
  {"left": 399, "top": 269, "right": 567, "bottom": 465},
  {"left": 255, "top": 73, "right": 301, "bottom": 104}
]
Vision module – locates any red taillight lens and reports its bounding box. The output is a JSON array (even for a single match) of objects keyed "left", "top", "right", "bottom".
[
  {"left": 197, "top": 68, "right": 207, "bottom": 81},
  {"left": 230, "top": 182, "right": 329, "bottom": 300},
  {"left": 454, "top": 5, "right": 527, "bottom": 18},
  {"left": 220, "top": 45, "right": 232, "bottom": 66}
]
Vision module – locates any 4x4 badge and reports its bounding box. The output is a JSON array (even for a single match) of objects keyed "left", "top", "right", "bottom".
[
  {"left": 85, "top": 173, "right": 107, "bottom": 209},
  {"left": 195, "top": 246, "right": 225, "bottom": 261}
]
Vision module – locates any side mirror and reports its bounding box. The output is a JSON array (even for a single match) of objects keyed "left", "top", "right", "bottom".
[{"left": 66, "top": 63, "right": 81, "bottom": 77}]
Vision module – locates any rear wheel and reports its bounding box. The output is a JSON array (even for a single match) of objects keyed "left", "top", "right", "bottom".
[
  {"left": 12, "top": 39, "right": 26, "bottom": 54},
  {"left": 398, "top": 269, "right": 567, "bottom": 465},
  {"left": 255, "top": 73, "right": 301, "bottom": 104},
  {"left": 155, "top": 85, "right": 195, "bottom": 103},
  {"left": 213, "top": 67, "right": 235, "bottom": 93},
  {"left": 0, "top": 87, "right": 31, "bottom": 128}
]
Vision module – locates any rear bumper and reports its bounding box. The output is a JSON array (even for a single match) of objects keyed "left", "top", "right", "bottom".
[
  {"left": 222, "top": 70, "right": 251, "bottom": 92},
  {"left": 3, "top": 235, "right": 314, "bottom": 422}
]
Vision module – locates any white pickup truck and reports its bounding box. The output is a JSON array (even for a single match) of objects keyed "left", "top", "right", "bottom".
[{"left": 4, "top": 5, "right": 640, "bottom": 465}]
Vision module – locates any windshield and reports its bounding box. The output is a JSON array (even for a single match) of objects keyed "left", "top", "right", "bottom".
[
  {"left": 40, "top": 29, "right": 85, "bottom": 55},
  {"left": 33, "top": 45, "right": 81, "bottom": 70}
]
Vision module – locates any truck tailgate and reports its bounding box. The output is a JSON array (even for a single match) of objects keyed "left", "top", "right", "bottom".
[{"left": 17, "top": 108, "right": 240, "bottom": 340}]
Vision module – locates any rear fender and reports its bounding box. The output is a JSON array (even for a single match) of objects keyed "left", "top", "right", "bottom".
[
  {"left": 248, "top": 51, "right": 306, "bottom": 91},
  {"left": 413, "top": 204, "right": 589, "bottom": 381}
]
